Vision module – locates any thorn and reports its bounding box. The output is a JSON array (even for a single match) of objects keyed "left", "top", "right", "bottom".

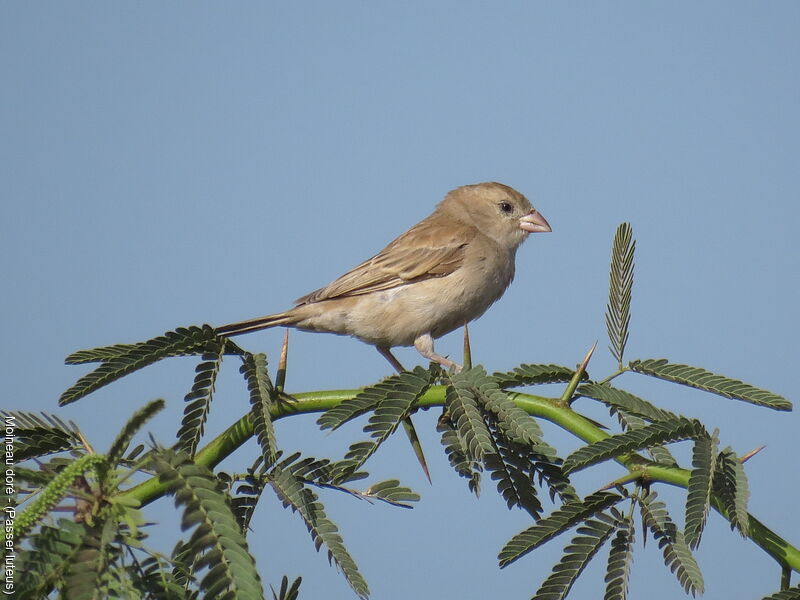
[
  {"left": 578, "top": 341, "right": 598, "bottom": 375},
  {"left": 402, "top": 417, "right": 432, "bottom": 484},
  {"left": 559, "top": 341, "right": 597, "bottom": 405},
  {"left": 462, "top": 322, "right": 472, "bottom": 371},
  {"left": 740, "top": 445, "right": 766, "bottom": 463},
  {"left": 76, "top": 429, "right": 95, "bottom": 454},
  {"left": 275, "top": 330, "right": 289, "bottom": 392},
  {"left": 581, "top": 415, "right": 610, "bottom": 430}
]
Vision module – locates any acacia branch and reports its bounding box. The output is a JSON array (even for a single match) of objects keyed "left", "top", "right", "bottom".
[{"left": 121, "top": 386, "right": 800, "bottom": 574}]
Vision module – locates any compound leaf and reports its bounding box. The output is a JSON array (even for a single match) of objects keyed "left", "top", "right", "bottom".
[
  {"left": 638, "top": 490, "right": 704, "bottom": 596},
  {"left": 685, "top": 431, "right": 719, "bottom": 549},
  {"left": 606, "top": 223, "right": 635, "bottom": 366},
  {"left": 563, "top": 417, "right": 707, "bottom": 475},
  {"left": 532, "top": 513, "right": 617, "bottom": 600},
  {"left": 499, "top": 492, "right": 625, "bottom": 568},
  {"left": 629, "top": 359, "right": 791, "bottom": 411},
  {"left": 61, "top": 325, "right": 224, "bottom": 406}
]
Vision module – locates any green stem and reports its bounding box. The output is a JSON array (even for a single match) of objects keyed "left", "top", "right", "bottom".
[
  {"left": 558, "top": 343, "right": 595, "bottom": 405},
  {"left": 596, "top": 368, "right": 627, "bottom": 386},
  {"left": 121, "top": 385, "right": 800, "bottom": 574}
]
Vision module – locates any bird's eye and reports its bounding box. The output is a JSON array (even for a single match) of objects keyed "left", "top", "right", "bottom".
[{"left": 499, "top": 202, "right": 513, "bottom": 214}]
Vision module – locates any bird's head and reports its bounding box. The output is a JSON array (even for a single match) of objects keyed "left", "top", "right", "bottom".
[{"left": 440, "top": 182, "right": 551, "bottom": 249}]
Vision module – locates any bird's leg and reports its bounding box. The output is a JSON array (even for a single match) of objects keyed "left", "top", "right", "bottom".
[
  {"left": 376, "top": 345, "right": 406, "bottom": 374},
  {"left": 374, "top": 345, "right": 431, "bottom": 483},
  {"left": 414, "top": 334, "right": 462, "bottom": 373}
]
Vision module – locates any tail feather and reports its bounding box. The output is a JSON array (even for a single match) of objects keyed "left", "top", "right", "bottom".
[{"left": 216, "top": 311, "right": 296, "bottom": 337}]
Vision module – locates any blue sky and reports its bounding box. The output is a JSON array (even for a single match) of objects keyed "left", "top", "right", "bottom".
[{"left": 3, "top": 3, "right": 799, "bottom": 599}]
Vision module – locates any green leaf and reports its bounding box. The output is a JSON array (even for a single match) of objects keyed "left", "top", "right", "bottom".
[
  {"left": 16, "top": 519, "right": 87, "bottom": 597},
  {"left": 126, "top": 553, "right": 195, "bottom": 599},
  {"left": 491, "top": 363, "right": 578, "bottom": 388},
  {"left": 578, "top": 383, "right": 675, "bottom": 423},
  {"left": 271, "top": 576, "right": 303, "bottom": 600},
  {"left": 241, "top": 352, "right": 279, "bottom": 466},
  {"left": 638, "top": 490, "right": 704, "bottom": 595},
  {"left": 605, "top": 223, "right": 635, "bottom": 366},
  {"left": 563, "top": 417, "right": 707, "bottom": 474},
  {"left": 279, "top": 452, "right": 365, "bottom": 490},
  {"left": 604, "top": 513, "right": 635, "bottom": 600},
  {"left": 64, "top": 332, "right": 247, "bottom": 365},
  {"left": 153, "top": 450, "right": 265, "bottom": 600},
  {"left": 317, "top": 370, "right": 427, "bottom": 431},
  {"left": 532, "top": 513, "right": 617, "bottom": 600},
  {"left": 1, "top": 410, "right": 84, "bottom": 461},
  {"left": 477, "top": 367, "right": 557, "bottom": 457},
  {"left": 363, "top": 479, "right": 420, "bottom": 508},
  {"left": 760, "top": 585, "right": 800, "bottom": 600},
  {"left": 177, "top": 342, "right": 225, "bottom": 456},
  {"left": 169, "top": 539, "right": 199, "bottom": 591},
  {"left": 106, "top": 399, "right": 165, "bottom": 471},
  {"left": 482, "top": 401, "right": 576, "bottom": 517},
  {"left": 499, "top": 491, "right": 625, "bottom": 567},
  {"left": 335, "top": 366, "right": 436, "bottom": 479},
  {"left": 532, "top": 460, "right": 580, "bottom": 504},
  {"left": 436, "top": 417, "right": 481, "bottom": 495},
  {"left": 63, "top": 518, "right": 118, "bottom": 600},
  {"left": 65, "top": 343, "right": 142, "bottom": 364},
  {"left": 280, "top": 452, "right": 338, "bottom": 482},
  {"left": 685, "top": 431, "right": 719, "bottom": 549},
  {"left": 232, "top": 460, "right": 268, "bottom": 532},
  {"left": 263, "top": 453, "right": 415, "bottom": 509},
  {"left": 484, "top": 419, "right": 544, "bottom": 518},
  {"left": 612, "top": 410, "right": 678, "bottom": 466},
  {"left": 61, "top": 325, "right": 224, "bottom": 405},
  {"left": 629, "top": 358, "right": 791, "bottom": 411},
  {"left": 270, "top": 463, "right": 369, "bottom": 599},
  {"left": 442, "top": 367, "right": 495, "bottom": 463},
  {"left": 713, "top": 447, "right": 750, "bottom": 536}
]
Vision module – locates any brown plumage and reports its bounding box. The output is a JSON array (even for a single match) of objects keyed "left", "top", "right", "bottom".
[{"left": 217, "top": 182, "right": 551, "bottom": 371}]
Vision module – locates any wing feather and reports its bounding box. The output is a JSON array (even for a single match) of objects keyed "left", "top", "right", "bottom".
[{"left": 295, "top": 215, "right": 474, "bottom": 305}]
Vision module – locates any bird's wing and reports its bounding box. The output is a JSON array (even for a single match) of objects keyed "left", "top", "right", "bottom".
[{"left": 295, "top": 216, "right": 474, "bottom": 305}]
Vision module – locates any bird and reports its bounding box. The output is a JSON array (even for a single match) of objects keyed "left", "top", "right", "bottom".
[{"left": 217, "top": 182, "right": 551, "bottom": 372}]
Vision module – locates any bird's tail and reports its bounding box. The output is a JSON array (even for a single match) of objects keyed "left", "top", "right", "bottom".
[{"left": 216, "top": 311, "right": 297, "bottom": 337}]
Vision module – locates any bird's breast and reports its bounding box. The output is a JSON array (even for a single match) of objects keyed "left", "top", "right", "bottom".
[{"left": 290, "top": 246, "right": 516, "bottom": 348}]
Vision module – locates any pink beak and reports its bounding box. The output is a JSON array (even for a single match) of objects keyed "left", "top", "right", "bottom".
[{"left": 519, "top": 209, "right": 552, "bottom": 233}]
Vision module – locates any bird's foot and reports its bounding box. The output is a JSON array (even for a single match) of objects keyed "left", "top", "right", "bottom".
[{"left": 414, "top": 334, "right": 461, "bottom": 373}]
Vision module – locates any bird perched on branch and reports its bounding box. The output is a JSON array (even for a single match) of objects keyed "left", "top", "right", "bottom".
[{"left": 217, "top": 182, "right": 551, "bottom": 372}]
